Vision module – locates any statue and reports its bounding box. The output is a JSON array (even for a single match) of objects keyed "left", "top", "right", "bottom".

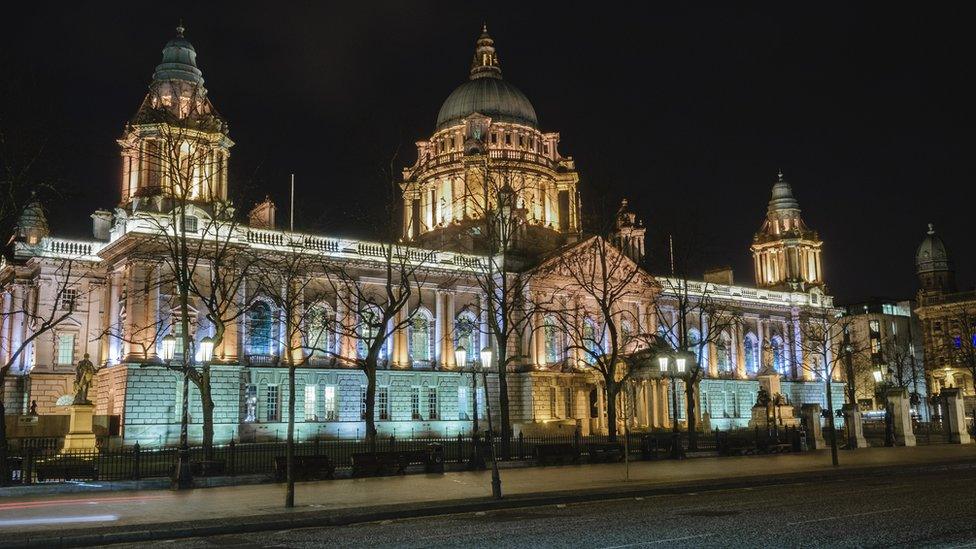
[
  {"left": 759, "top": 338, "right": 775, "bottom": 375},
  {"left": 29, "top": 400, "right": 37, "bottom": 416},
  {"left": 754, "top": 386, "right": 770, "bottom": 408},
  {"left": 72, "top": 353, "right": 97, "bottom": 405}
]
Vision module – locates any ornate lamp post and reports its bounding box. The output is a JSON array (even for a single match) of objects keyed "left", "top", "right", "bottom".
[
  {"left": 873, "top": 364, "right": 896, "bottom": 447},
  {"left": 658, "top": 351, "right": 689, "bottom": 459},
  {"left": 480, "top": 346, "right": 502, "bottom": 499},
  {"left": 455, "top": 346, "right": 478, "bottom": 433},
  {"left": 162, "top": 333, "right": 193, "bottom": 489}
]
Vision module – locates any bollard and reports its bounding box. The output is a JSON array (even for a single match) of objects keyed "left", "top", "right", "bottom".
[
  {"left": 132, "top": 443, "right": 142, "bottom": 480},
  {"left": 228, "top": 439, "right": 236, "bottom": 476}
]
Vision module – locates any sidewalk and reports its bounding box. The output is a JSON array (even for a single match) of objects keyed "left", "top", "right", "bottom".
[{"left": 2, "top": 445, "right": 975, "bottom": 547}]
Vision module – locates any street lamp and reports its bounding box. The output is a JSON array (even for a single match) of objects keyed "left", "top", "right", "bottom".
[
  {"left": 161, "top": 334, "right": 176, "bottom": 362},
  {"left": 200, "top": 336, "right": 214, "bottom": 363},
  {"left": 479, "top": 345, "right": 502, "bottom": 499},
  {"left": 658, "top": 351, "right": 692, "bottom": 459}
]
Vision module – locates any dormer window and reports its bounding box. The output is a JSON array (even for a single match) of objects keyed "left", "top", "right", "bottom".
[{"left": 183, "top": 216, "right": 199, "bottom": 234}]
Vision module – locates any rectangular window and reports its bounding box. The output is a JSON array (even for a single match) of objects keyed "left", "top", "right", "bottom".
[
  {"left": 323, "top": 385, "right": 337, "bottom": 420},
  {"left": 183, "top": 216, "right": 198, "bottom": 234},
  {"left": 477, "top": 385, "right": 486, "bottom": 418},
  {"left": 411, "top": 387, "right": 421, "bottom": 420},
  {"left": 56, "top": 333, "right": 75, "bottom": 366},
  {"left": 427, "top": 387, "right": 439, "bottom": 420},
  {"left": 378, "top": 387, "right": 389, "bottom": 420},
  {"left": 304, "top": 385, "right": 317, "bottom": 421},
  {"left": 564, "top": 387, "right": 574, "bottom": 418},
  {"left": 60, "top": 288, "right": 78, "bottom": 311},
  {"left": 266, "top": 385, "right": 279, "bottom": 422},
  {"left": 549, "top": 387, "right": 558, "bottom": 419},
  {"left": 360, "top": 386, "right": 367, "bottom": 420}
]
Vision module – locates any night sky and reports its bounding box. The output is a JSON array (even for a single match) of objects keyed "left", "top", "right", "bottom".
[{"left": 3, "top": 3, "right": 972, "bottom": 304}]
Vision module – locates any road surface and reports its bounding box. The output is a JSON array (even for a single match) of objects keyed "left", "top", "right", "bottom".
[{"left": 110, "top": 467, "right": 976, "bottom": 548}]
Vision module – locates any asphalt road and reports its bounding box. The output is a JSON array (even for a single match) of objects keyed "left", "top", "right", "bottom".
[{"left": 109, "top": 468, "right": 976, "bottom": 548}]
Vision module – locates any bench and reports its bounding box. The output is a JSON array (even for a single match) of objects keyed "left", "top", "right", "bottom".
[
  {"left": 534, "top": 443, "right": 580, "bottom": 466},
  {"left": 274, "top": 455, "right": 336, "bottom": 482},
  {"left": 586, "top": 442, "right": 624, "bottom": 463},
  {"left": 350, "top": 450, "right": 430, "bottom": 477}
]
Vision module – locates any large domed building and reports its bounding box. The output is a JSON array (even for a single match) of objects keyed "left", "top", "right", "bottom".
[{"left": 401, "top": 26, "right": 581, "bottom": 255}]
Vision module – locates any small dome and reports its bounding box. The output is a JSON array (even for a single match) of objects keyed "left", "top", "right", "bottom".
[
  {"left": 767, "top": 171, "right": 800, "bottom": 214},
  {"left": 152, "top": 25, "right": 204, "bottom": 85},
  {"left": 435, "top": 26, "right": 538, "bottom": 130},
  {"left": 916, "top": 223, "right": 951, "bottom": 274}
]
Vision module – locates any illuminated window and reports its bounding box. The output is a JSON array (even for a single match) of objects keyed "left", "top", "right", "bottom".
[
  {"left": 266, "top": 385, "right": 279, "bottom": 422},
  {"left": 583, "top": 318, "right": 600, "bottom": 364},
  {"left": 744, "top": 333, "right": 759, "bottom": 374},
  {"left": 323, "top": 385, "right": 337, "bottom": 420},
  {"left": 458, "top": 386, "right": 469, "bottom": 420},
  {"left": 357, "top": 306, "right": 387, "bottom": 361},
  {"left": 247, "top": 302, "right": 273, "bottom": 356},
  {"left": 454, "top": 313, "right": 478, "bottom": 365},
  {"left": 411, "top": 387, "right": 421, "bottom": 420},
  {"left": 243, "top": 385, "right": 257, "bottom": 423},
  {"left": 409, "top": 309, "right": 434, "bottom": 364},
  {"left": 304, "top": 385, "right": 317, "bottom": 421},
  {"left": 543, "top": 315, "right": 562, "bottom": 365},
  {"left": 549, "top": 387, "right": 557, "bottom": 418},
  {"left": 56, "top": 333, "right": 75, "bottom": 366},
  {"left": 427, "top": 387, "right": 439, "bottom": 420},
  {"left": 377, "top": 387, "right": 389, "bottom": 420},
  {"left": 60, "top": 288, "right": 78, "bottom": 311},
  {"left": 771, "top": 336, "right": 786, "bottom": 374},
  {"left": 307, "top": 305, "right": 333, "bottom": 358},
  {"left": 564, "top": 387, "right": 574, "bottom": 418}
]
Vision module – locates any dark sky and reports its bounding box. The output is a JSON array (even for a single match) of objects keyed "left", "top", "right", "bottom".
[{"left": 4, "top": 2, "right": 973, "bottom": 304}]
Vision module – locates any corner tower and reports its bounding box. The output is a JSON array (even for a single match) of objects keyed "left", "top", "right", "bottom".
[
  {"left": 117, "top": 25, "right": 233, "bottom": 214},
  {"left": 401, "top": 26, "right": 581, "bottom": 255},
  {"left": 751, "top": 171, "right": 824, "bottom": 291},
  {"left": 915, "top": 223, "right": 955, "bottom": 294}
]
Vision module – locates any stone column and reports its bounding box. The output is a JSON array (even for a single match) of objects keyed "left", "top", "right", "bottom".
[
  {"left": 145, "top": 267, "right": 160, "bottom": 360},
  {"left": 0, "top": 290, "right": 11, "bottom": 366},
  {"left": 842, "top": 403, "right": 868, "bottom": 448},
  {"left": 335, "top": 287, "right": 355, "bottom": 362},
  {"left": 800, "top": 403, "right": 826, "bottom": 449},
  {"left": 532, "top": 308, "right": 544, "bottom": 368},
  {"left": 392, "top": 301, "right": 409, "bottom": 367},
  {"left": 887, "top": 388, "right": 916, "bottom": 446},
  {"left": 107, "top": 270, "right": 123, "bottom": 365},
  {"left": 123, "top": 263, "right": 147, "bottom": 362},
  {"left": 735, "top": 323, "right": 747, "bottom": 379},
  {"left": 596, "top": 383, "right": 606, "bottom": 433},
  {"left": 443, "top": 291, "right": 456, "bottom": 368},
  {"left": 649, "top": 380, "right": 660, "bottom": 428},
  {"left": 434, "top": 289, "right": 444, "bottom": 366},
  {"left": 942, "top": 388, "right": 972, "bottom": 444}
]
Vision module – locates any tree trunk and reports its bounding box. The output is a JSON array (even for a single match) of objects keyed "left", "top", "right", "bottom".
[
  {"left": 200, "top": 367, "right": 215, "bottom": 461},
  {"left": 285, "top": 363, "right": 296, "bottom": 508},
  {"left": 825, "top": 378, "right": 839, "bottom": 467},
  {"left": 606, "top": 382, "right": 618, "bottom": 442},
  {"left": 496, "top": 342, "right": 511, "bottom": 460},
  {"left": 365, "top": 361, "right": 377, "bottom": 453},
  {"left": 685, "top": 378, "right": 699, "bottom": 451}
]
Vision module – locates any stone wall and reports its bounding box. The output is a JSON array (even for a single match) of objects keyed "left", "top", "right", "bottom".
[
  {"left": 698, "top": 379, "right": 847, "bottom": 430},
  {"left": 24, "top": 372, "right": 74, "bottom": 415}
]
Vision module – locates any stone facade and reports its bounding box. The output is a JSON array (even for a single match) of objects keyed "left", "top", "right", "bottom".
[{"left": 0, "top": 26, "right": 847, "bottom": 447}]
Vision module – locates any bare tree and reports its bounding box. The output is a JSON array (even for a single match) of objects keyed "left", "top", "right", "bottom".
[
  {"left": 797, "top": 312, "right": 865, "bottom": 467},
  {"left": 250, "top": 243, "right": 327, "bottom": 508},
  {"left": 540, "top": 236, "right": 658, "bottom": 440}
]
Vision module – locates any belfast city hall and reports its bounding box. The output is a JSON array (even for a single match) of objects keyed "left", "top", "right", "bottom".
[{"left": 0, "top": 26, "right": 844, "bottom": 447}]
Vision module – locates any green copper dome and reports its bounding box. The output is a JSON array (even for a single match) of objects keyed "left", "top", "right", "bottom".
[
  {"left": 916, "top": 223, "right": 951, "bottom": 275},
  {"left": 435, "top": 26, "right": 538, "bottom": 130},
  {"left": 152, "top": 25, "right": 204, "bottom": 85}
]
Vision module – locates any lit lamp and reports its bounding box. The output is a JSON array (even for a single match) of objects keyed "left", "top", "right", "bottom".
[
  {"left": 477, "top": 343, "right": 502, "bottom": 499},
  {"left": 658, "top": 356, "right": 669, "bottom": 373},
  {"left": 675, "top": 356, "right": 687, "bottom": 374},
  {"left": 161, "top": 334, "right": 176, "bottom": 362},
  {"left": 455, "top": 346, "right": 467, "bottom": 369},
  {"left": 200, "top": 336, "right": 214, "bottom": 363},
  {"left": 480, "top": 346, "right": 493, "bottom": 369},
  {"left": 872, "top": 369, "right": 883, "bottom": 383}
]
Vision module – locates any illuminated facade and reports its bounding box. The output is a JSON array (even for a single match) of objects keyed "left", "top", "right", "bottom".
[
  {"left": 913, "top": 225, "right": 976, "bottom": 411},
  {"left": 0, "top": 27, "right": 845, "bottom": 446}
]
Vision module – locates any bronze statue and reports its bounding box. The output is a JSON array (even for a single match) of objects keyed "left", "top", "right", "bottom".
[
  {"left": 754, "top": 386, "right": 770, "bottom": 408},
  {"left": 72, "top": 353, "right": 97, "bottom": 405}
]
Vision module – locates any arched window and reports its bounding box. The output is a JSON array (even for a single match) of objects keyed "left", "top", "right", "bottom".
[
  {"left": 620, "top": 320, "right": 633, "bottom": 350},
  {"left": 583, "top": 317, "right": 600, "bottom": 364},
  {"left": 716, "top": 332, "right": 734, "bottom": 373},
  {"left": 744, "top": 333, "right": 759, "bottom": 374},
  {"left": 771, "top": 335, "right": 786, "bottom": 374},
  {"left": 307, "top": 305, "right": 333, "bottom": 358},
  {"left": 454, "top": 312, "right": 478, "bottom": 365},
  {"left": 357, "top": 306, "right": 388, "bottom": 361},
  {"left": 409, "top": 308, "right": 434, "bottom": 364},
  {"left": 543, "top": 315, "right": 562, "bottom": 365},
  {"left": 247, "top": 302, "right": 273, "bottom": 356}
]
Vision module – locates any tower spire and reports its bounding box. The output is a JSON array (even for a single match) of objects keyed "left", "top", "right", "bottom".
[{"left": 470, "top": 25, "right": 502, "bottom": 80}]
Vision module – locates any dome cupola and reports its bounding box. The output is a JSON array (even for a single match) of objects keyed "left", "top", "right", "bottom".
[
  {"left": 152, "top": 24, "right": 205, "bottom": 86},
  {"left": 435, "top": 26, "right": 538, "bottom": 130},
  {"left": 915, "top": 223, "right": 955, "bottom": 294}
]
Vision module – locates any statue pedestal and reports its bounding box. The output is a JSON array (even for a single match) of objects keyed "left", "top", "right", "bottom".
[
  {"left": 842, "top": 403, "right": 869, "bottom": 449},
  {"left": 887, "top": 388, "right": 916, "bottom": 447},
  {"left": 62, "top": 403, "right": 97, "bottom": 453},
  {"left": 747, "top": 375, "right": 801, "bottom": 429},
  {"left": 801, "top": 403, "right": 827, "bottom": 449}
]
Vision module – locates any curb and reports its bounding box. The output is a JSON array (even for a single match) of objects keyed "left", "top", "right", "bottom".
[{"left": 4, "top": 457, "right": 976, "bottom": 548}]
